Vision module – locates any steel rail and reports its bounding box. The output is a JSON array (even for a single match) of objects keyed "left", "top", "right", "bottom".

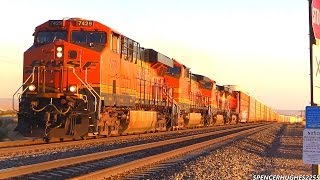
[
  {"left": 0, "top": 138, "right": 43, "bottom": 149},
  {"left": 71, "top": 124, "right": 272, "bottom": 180},
  {"left": 0, "top": 124, "right": 267, "bottom": 179},
  {"left": 0, "top": 123, "right": 253, "bottom": 157}
]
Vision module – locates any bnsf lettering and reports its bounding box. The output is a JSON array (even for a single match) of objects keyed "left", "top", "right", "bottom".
[
  {"left": 26, "top": 60, "right": 63, "bottom": 73},
  {"left": 29, "top": 60, "right": 62, "bottom": 67},
  {"left": 26, "top": 60, "right": 98, "bottom": 72},
  {"left": 313, "top": 7, "right": 320, "bottom": 26},
  {"left": 82, "top": 61, "right": 98, "bottom": 70},
  {"left": 67, "top": 60, "right": 80, "bottom": 67}
]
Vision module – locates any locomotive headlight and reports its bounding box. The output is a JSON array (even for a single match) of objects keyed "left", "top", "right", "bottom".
[
  {"left": 56, "top": 52, "right": 63, "bottom": 58},
  {"left": 28, "top": 84, "right": 36, "bottom": 91},
  {"left": 56, "top": 46, "right": 63, "bottom": 58},
  {"left": 69, "top": 85, "right": 77, "bottom": 93},
  {"left": 56, "top": 47, "right": 63, "bottom": 52}
]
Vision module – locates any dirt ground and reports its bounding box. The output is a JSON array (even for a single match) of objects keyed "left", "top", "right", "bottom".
[{"left": 0, "top": 117, "right": 24, "bottom": 141}]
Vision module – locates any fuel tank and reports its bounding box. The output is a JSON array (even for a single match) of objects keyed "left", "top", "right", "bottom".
[{"left": 121, "top": 110, "right": 157, "bottom": 134}]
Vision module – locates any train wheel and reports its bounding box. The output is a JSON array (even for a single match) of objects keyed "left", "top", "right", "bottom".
[{"left": 43, "top": 137, "right": 50, "bottom": 143}]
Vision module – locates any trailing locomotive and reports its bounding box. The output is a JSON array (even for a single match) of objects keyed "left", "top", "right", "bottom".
[{"left": 13, "top": 18, "right": 278, "bottom": 140}]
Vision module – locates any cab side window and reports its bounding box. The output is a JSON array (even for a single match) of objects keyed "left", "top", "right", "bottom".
[
  {"left": 111, "top": 33, "right": 120, "bottom": 53},
  {"left": 184, "top": 68, "right": 190, "bottom": 78}
]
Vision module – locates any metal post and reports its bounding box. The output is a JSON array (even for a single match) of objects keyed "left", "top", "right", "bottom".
[
  {"left": 310, "top": 0, "right": 315, "bottom": 106},
  {"left": 309, "top": 0, "right": 319, "bottom": 175}
]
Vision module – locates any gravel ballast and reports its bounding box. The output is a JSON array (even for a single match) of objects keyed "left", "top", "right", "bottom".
[{"left": 124, "top": 124, "right": 311, "bottom": 179}]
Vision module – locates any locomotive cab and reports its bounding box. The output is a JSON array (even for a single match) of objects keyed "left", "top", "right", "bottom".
[{"left": 14, "top": 19, "right": 105, "bottom": 139}]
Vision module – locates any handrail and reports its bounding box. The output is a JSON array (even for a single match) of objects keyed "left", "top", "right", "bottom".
[
  {"left": 69, "top": 67, "right": 101, "bottom": 116},
  {"left": 84, "top": 66, "right": 101, "bottom": 117},
  {"left": 161, "top": 86, "right": 179, "bottom": 127},
  {"left": 12, "top": 65, "right": 101, "bottom": 119},
  {"left": 12, "top": 67, "right": 36, "bottom": 111}
]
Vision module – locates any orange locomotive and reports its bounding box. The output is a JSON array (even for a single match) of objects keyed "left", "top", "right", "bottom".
[
  {"left": 164, "top": 60, "right": 217, "bottom": 129},
  {"left": 214, "top": 85, "right": 239, "bottom": 125},
  {"left": 13, "top": 18, "right": 276, "bottom": 140}
]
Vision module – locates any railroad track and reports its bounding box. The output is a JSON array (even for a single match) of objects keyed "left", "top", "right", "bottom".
[
  {"left": 0, "top": 123, "right": 257, "bottom": 158},
  {"left": 0, "top": 123, "right": 272, "bottom": 179}
]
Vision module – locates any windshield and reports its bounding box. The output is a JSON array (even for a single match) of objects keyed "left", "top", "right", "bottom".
[
  {"left": 36, "top": 31, "right": 67, "bottom": 44},
  {"left": 71, "top": 31, "right": 106, "bottom": 44},
  {"left": 202, "top": 82, "right": 213, "bottom": 90},
  {"left": 166, "top": 65, "right": 181, "bottom": 78}
]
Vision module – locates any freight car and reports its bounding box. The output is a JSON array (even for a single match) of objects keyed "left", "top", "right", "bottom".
[{"left": 13, "top": 18, "right": 279, "bottom": 140}]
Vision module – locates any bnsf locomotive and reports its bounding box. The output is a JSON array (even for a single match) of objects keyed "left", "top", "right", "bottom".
[{"left": 13, "top": 18, "right": 276, "bottom": 140}]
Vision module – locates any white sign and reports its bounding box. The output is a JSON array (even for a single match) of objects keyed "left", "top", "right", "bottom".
[
  {"left": 303, "top": 129, "right": 320, "bottom": 164},
  {"left": 313, "top": 44, "right": 320, "bottom": 105}
]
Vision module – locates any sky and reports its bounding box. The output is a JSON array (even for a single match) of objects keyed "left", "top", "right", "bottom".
[{"left": 0, "top": 0, "right": 310, "bottom": 110}]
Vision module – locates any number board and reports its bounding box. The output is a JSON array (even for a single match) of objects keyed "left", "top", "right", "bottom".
[
  {"left": 49, "top": 20, "right": 64, "bottom": 27},
  {"left": 76, "top": 20, "right": 93, "bottom": 27}
]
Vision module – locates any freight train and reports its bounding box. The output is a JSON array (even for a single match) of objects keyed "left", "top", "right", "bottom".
[{"left": 13, "top": 18, "right": 279, "bottom": 140}]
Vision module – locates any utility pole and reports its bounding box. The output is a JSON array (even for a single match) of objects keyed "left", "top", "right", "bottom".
[
  {"left": 310, "top": 0, "right": 315, "bottom": 106},
  {"left": 309, "top": 0, "right": 319, "bottom": 175}
]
